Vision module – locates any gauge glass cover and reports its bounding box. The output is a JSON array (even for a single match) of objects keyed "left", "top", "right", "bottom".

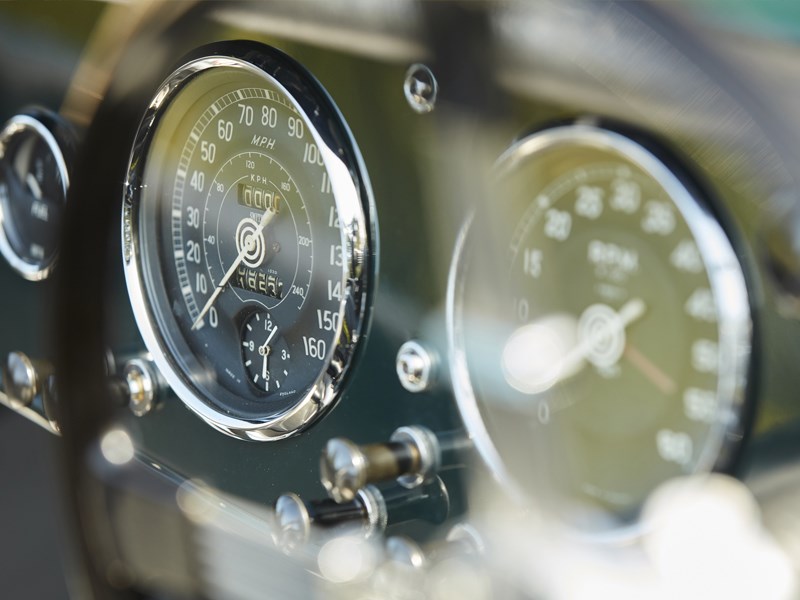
[
  {"left": 0, "top": 113, "right": 70, "bottom": 280},
  {"left": 123, "top": 46, "right": 373, "bottom": 441},
  {"left": 448, "top": 125, "right": 751, "bottom": 533}
]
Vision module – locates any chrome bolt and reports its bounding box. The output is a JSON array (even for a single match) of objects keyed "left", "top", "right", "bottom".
[
  {"left": 124, "top": 358, "right": 157, "bottom": 417},
  {"left": 403, "top": 63, "right": 438, "bottom": 114},
  {"left": 273, "top": 492, "right": 312, "bottom": 554},
  {"left": 396, "top": 340, "right": 435, "bottom": 393},
  {"left": 3, "top": 351, "right": 48, "bottom": 409}
]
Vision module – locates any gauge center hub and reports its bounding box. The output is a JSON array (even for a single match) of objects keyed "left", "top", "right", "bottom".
[
  {"left": 578, "top": 303, "right": 627, "bottom": 369},
  {"left": 235, "top": 217, "right": 267, "bottom": 268}
]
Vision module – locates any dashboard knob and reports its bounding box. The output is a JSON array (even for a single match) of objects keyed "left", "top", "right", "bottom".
[
  {"left": 321, "top": 437, "right": 419, "bottom": 503},
  {"left": 122, "top": 358, "right": 158, "bottom": 417},
  {"left": 2, "top": 351, "right": 50, "bottom": 409},
  {"left": 273, "top": 485, "right": 385, "bottom": 553},
  {"left": 274, "top": 479, "right": 450, "bottom": 553},
  {"left": 320, "top": 426, "right": 469, "bottom": 502},
  {"left": 384, "top": 523, "right": 483, "bottom": 568},
  {"left": 385, "top": 535, "right": 426, "bottom": 568}
]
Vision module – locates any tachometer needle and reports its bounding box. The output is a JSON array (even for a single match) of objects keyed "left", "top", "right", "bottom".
[
  {"left": 624, "top": 344, "right": 677, "bottom": 396},
  {"left": 191, "top": 206, "right": 278, "bottom": 330},
  {"left": 549, "top": 297, "right": 646, "bottom": 381},
  {"left": 503, "top": 297, "right": 646, "bottom": 394}
]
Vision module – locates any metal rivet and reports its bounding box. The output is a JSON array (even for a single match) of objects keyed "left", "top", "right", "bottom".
[
  {"left": 396, "top": 341, "right": 435, "bottom": 393},
  {"left": 123, "top": 358, "right": 157, "bottom": 417},
  {"left": 403, "top": 64, "right": 438, "bottom": 114},
  {"left": 3, "top": 351, "right": 50, "bottom": 409}
]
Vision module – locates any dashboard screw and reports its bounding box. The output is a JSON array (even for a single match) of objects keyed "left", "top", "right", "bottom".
[
  {"left": 396, "top": 340, "right": 435, "bottom": 393},
  {"left": 3, "top": 351, "right": 50, "bottom": 409},
  {"left": 404, "top": 64, "right": 438, "bottom": 114},
  {"left": 124, "top": 358, "right": 158, "bottom": 417}
]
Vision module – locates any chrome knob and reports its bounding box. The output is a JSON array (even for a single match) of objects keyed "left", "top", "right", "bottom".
[
  {"left": 273, "top": 486, "right": 386, "bottom": 553},
  {"left": 3, "top": 351, "right": 50, "bottom": 409},
  {"left": 123, "top": 358, "right": 158, "bottom": 417},
  {"left": 321, "top": 436, "right": 421, "bottom": 503},
  {"left": 273, "top": 479, "right": 450, "bottom": 553},
  {"left": 320, "top": 426, "right": 469, "bottom": 502}
]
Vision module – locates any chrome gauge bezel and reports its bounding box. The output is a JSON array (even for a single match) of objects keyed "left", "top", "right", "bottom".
[
  {"left": 0, "top": 113, "right": 70, "bottom": 281},
  {"left": 122, "top": 45, "right": 374, "bottom": 441},
  {"left": 447, "top": 124, "right": 753, "bottom": 528}
]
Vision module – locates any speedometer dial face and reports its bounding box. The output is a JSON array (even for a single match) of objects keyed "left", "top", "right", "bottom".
[
  {"left": 123, "top": 44, "right": 373, "bottom": 440},
  {"left": 448, "top": 125, "right": 751, "bottom": 533}
]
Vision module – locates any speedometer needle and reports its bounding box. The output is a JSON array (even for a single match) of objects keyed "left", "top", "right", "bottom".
[{"left": 191, "top": 206, "right": 277, "bottom": 330}]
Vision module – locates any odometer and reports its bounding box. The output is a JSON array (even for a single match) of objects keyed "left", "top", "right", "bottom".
[
  {"left": 448, "top": 124, "right": 752, "bottom": 534},
  {"left": 123, "top": 43, "right": 373, "bottom": 440}
]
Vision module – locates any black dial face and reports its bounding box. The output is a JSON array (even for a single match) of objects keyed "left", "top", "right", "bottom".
[
  {"left": 0, "top": 115, "right": 69, "bottom": 280},
  {"left": 125, "top": 50, "right": 370, "bottom": 439},
  {"left": 240, "top": 310, "right": 292, "bottom": 394},
  {"left": 451, "top": 127, "right": 751, "bottom": 532}
]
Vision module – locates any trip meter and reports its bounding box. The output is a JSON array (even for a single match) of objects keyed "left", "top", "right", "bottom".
[
  {"left": 123, "top": 42, "right": 374, "bottom": 440},
  {"left": 448, "top": 123, "right": 753, "bottom": 533}
]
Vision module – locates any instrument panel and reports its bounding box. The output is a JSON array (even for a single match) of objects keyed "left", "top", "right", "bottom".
[{"left": 0, "top": 2, "right": 799, "bottom": 598}]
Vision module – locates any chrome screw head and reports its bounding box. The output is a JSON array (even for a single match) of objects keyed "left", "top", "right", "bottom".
[
  {"left": 396, "top": 340, "right": 435, "bottom": 393},
  {"left": 404, "top": 63, "right": 438, "bottom": 114}
]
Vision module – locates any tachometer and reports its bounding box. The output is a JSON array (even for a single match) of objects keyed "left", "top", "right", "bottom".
[
  {"left": 123, "top": 42, "right": 374, "bottom": 441},
  {"left": 448, "top": 123, "right": 752, "bottom": 533}
]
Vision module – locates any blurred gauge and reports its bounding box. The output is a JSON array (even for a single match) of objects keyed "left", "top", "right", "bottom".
[
  {"left": 0, "top": 109, "right": 75, "bottom": 280},
  {"left": 448, "top": 123, "right": 753, "bottom": 534},
  {"left": 123, "top": 42, "right": 374, "bottom": 441}
]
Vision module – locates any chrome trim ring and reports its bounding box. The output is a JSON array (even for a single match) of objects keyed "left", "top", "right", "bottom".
[
  {"left": 0, "top": 113, "right": 70, "bottom": 281},
  {"left": 122, "top": 44, "right": 375, "bottom": 441},
  {"left": 446, "top": 123, "right": 753, "bottom": 534}
]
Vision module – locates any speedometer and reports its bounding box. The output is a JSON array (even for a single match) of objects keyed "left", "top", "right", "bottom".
[
  {"left": 123, "top": 42, "right": 374, "bottom": 441},
  {"left": 448, "top": 123, "right": 752, "bottom": 533}
]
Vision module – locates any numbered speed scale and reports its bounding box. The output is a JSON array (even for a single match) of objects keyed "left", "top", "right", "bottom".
[{"left": 123, "top": 42, "right": 374, "bottom": 441}]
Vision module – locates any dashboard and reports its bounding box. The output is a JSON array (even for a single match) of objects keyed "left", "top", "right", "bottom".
[{"left": 1, "top": 2, "right": 799, "bottom": 598}]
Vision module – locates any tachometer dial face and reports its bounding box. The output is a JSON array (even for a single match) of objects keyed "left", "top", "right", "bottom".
[
  {"left": 448, "top": 125, "right": 751, "bottom": 533},
  {"left": 123, "top": 44, "right": 373, "bottom": 441}
]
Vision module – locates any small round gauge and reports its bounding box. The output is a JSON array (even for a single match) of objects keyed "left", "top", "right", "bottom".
[
  {"left": 448, "top": 123, "right": 752, "bottom": 533},
  {"left": 240, "top": 310, "right": 291, "bottom": 394},
  {"left": 123, "top": 42, "right": 374, "bottom": 441},
  {"left": 0, "top": 110, "right": 75, "bottom": 280}
]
